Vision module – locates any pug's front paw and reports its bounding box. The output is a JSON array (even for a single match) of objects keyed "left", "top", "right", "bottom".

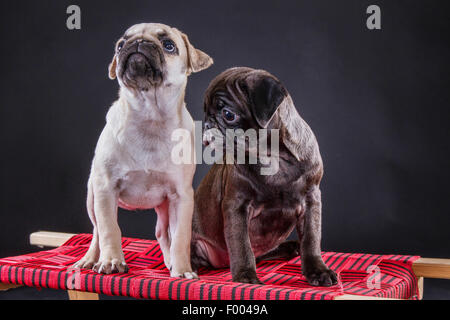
[
  {"left": 92, "top": 257, "right": 128, "bottom": 274},
  {"left": 171, "top": 270, "right": 199, "bottom": 279},
  {"left": 73, "top": 255, "right": 98, "bottom": 270},
  {"left": 233, "top": 269, "right": 263, "bottom": 284},
  {"left": 303, "top": 259, "right": 338, "bottom": 287}
]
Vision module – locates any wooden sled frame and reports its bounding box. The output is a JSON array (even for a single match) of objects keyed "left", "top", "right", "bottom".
[{"left": 0, "top": 231, "right": 449, "bottom": 300}]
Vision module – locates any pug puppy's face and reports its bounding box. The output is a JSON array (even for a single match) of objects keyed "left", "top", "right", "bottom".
[
  {"left": 109, "top": 23, "right": 213, "bottom": 92},
  {"left": 203, "top": 67, "right": 287, "bottom": 149}
]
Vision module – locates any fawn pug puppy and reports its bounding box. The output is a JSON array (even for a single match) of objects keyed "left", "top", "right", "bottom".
[
  {"left": 191, "top": 67, "right": 337, "bottom": 286},
  {"left": 74, "top": 23, "right": 213, "bottom": 278}
]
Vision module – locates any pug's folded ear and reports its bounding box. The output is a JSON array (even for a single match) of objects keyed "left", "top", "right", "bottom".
[
  {"left": 108, "top": 54, "right": 117, "bottom": 80},
  {"left": 179, "top": 30, "right": 213, "bottom": 75},
  {"left": 250, "top": 76, "right": 287, "bottom": 128}
]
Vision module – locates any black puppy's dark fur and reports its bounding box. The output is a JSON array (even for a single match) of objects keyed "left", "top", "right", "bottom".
[{"left": 191, "top": 67, "right": 337, "bottom": 286}]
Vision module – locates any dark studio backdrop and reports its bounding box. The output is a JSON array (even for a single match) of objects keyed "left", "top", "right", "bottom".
[{"left": 0, "top": 0, "right": 449, "bottom": 299}]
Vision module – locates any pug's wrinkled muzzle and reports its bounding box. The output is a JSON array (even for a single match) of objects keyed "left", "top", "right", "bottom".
[
  {"left": 126, "top": 53, "right": 149, "bottom": 77},
  {"left": 119, "top": 39, "right": 165, "bottom": 89}
]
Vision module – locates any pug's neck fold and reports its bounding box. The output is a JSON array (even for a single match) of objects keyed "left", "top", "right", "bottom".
[{"left": 117, "top": 79, "right": 186, "bottom": 120}]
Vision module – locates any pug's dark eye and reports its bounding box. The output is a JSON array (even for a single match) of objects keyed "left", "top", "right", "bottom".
[
  {"left": 162, "top": 40, "right": 176, "bottom": 53},
  {"left": 117, "top": 40, "right": 125, "bottom": 51},
  {"left": 222, "top": 108, "right": 237, "bottom": 123}
]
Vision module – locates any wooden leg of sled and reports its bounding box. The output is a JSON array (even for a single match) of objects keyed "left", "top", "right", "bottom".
[
  {"left": 67, "top": 290, "right": 99, "bottom": 300},
  {"left": 417, "top": 277, "right": 424, "bottom": 300},
  {"left": 0, "top": 283, "right": 22, "bottom": 291}
]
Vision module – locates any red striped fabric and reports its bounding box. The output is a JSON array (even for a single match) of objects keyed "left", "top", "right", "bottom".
[{"left": 0, "top": 234, "right": 420, "bottom": 300}]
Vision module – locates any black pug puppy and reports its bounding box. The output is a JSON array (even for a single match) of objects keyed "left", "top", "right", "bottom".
[{"left": 191, "top": 67, "right": 338, "bottom": 286}]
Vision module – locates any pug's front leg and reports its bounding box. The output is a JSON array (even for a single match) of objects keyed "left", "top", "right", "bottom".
[
  {"left": 73, "top": 179, "right": 100, "bottom": 270},
  {"left": 155, "top": 200, "right": 171, "bottom": 271},
  {"left": 91, "top": 177, "right": 128, "bottom": 274},
  {"left": 223, "top": 200, "right": 263, "bottom": 284},
  {"left": 298, "top": 187, "right": 337, "bottom": 286},
  {"left": 168, "top": 188, "right": 198, "bottom": 279}
]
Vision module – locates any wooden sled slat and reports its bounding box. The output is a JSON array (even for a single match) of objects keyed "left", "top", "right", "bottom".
[
  {"left": 30, "top": 231, "right": 76, "bottom": 248},
  {"left": 333, "top": 294, "right": 399, "bottom": 300},
  {"left": 67, "top": 290, "right": 99, "bottom": 300},
  {"left": 413, "top": 258, "right": 450, "bottom": 279},
  {"left": 0, "top": 283, "right": 22, "bottom": 291}
]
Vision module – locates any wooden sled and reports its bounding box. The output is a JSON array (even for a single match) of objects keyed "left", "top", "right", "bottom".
[{"left": 0, "top": 231, "right": 449, "bottom": 300}]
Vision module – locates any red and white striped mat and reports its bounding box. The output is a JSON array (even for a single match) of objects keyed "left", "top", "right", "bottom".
[{"left": 0, "top": 234, "right": 420, "bottom": 300}]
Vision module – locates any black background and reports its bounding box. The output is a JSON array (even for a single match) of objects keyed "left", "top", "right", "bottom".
[{"left": 0, "top": 0, "right": 449, "bottom": 299}]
